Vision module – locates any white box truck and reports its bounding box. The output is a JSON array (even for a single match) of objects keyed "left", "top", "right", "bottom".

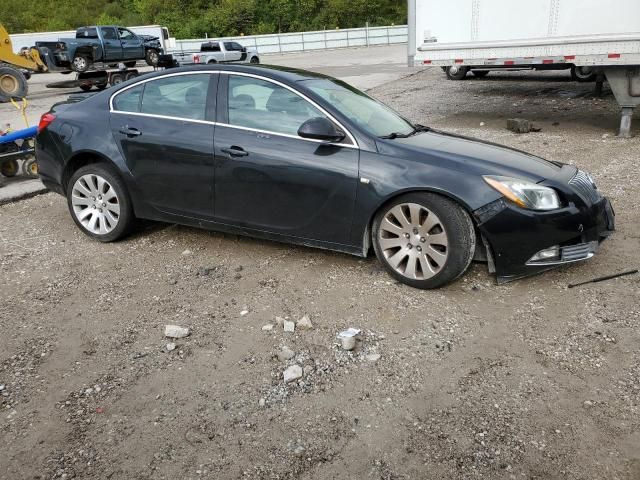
[{"left": 408, "top": 0, "right": 640, "bottom": 136}]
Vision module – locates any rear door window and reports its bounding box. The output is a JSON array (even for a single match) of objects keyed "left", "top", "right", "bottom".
[{"left": 140, "top": 74, "right": 211, "bottom": 120}]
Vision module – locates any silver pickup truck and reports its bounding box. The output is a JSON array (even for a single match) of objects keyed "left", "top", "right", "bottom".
[{"left": 173, "top": 41, "right": 259, "bottom": 65}]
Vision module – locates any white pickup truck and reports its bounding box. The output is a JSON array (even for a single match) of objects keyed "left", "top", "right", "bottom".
[{"left": 173, "top": 40, "right": 260, "bottom": 65}]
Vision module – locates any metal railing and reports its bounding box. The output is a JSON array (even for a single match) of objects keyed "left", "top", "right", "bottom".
[{"left": 169, "top": 24, "right": 408, "bottom": 55}]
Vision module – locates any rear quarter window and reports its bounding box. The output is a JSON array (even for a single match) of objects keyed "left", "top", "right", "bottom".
[{"left": 112, "top": 84, "right": 143, "bottom": 113}]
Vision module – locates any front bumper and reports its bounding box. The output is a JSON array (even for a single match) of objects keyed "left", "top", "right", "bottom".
[{"left": 475, "top": 195, "right": 615, "bottom": 283}]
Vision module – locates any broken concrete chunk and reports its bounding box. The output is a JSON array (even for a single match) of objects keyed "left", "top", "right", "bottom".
[
  {"left": 166, "top": 342, "right": 176, "bottom": 352},
  {"left": 365, "top": 353, "right": 381, "bottom": 363},
  {"left": 283, "top": 320, "right": 295, "bottom": 333},
  {"left": 506, "top": 118, "right": 531, "bottom": 134},
  {"left": 277, "top": 346, "right": 295, "bottom": 362},
  {"left": 275, "top": 316, "right": 285, "bottom": 326},
  {"left": 283, "top": 364, "right": 303, "bottom": 383},
  {"left": 296, "top": 315, "right": 313, "bottom": 330},
  {"left": 262, "top": 324, "right": 274, "bottom": 331},
  {"left": 164, "top": 325, "right": 190, "bottom": 338}
]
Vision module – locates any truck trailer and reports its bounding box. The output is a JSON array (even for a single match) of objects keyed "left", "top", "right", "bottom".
[{"left": 407, "top": 0, "right": 640, "bottom": 136}]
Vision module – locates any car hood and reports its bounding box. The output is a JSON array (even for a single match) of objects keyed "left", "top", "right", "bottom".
[{"left": 377, "top": 129, "right": 570, "bottom": 182}]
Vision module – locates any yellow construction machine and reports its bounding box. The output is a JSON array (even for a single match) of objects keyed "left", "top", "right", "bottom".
[{"left": 0, "top": 23, "right": 48, "bottom": 102}]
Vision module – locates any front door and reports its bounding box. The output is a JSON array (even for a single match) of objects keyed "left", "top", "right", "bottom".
[
  {"left": 117, "top": 28, "right": 144, "bottom": 60},
  {"left": 223, "top": 42, "right": 243, "bottom": 62},
  {"left": 109, "top": 73, "right": 217, "bottom": 218},
  {"left": 213, "top": 73, "right": 359, "bottom": 245},
  {"left": 100, "top": 27, "right": 122, "bottom": 61}
]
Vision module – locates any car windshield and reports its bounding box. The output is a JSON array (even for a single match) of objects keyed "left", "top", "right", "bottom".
[{"left": 301, "top": 78, "right": 415, "bottom": 137}]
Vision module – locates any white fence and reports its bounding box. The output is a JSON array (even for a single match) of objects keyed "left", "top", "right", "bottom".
[{"left": 169, "top": 25, "right": 408, "bottom": 55}]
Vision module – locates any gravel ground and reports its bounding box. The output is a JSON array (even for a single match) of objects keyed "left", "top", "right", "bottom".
[{"left": 1, "top": 67, "right": 640, "bottom": 480}]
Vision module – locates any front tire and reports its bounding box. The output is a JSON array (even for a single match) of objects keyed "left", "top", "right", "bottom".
[
  {"left": 571, "top": 65, "right": 596, "bottom": 82},
  {"left": 67, "top": 164, "right": 135, "bottom": 242},
  {"left": 145, "top": 49, "right": 160, "bottom": 66},
  {"left": 372, "top": 193, "right": 476, "bottom": 289}
]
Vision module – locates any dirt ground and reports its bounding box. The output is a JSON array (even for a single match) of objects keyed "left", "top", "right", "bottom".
[{"left": 2, "top": 66, "right": 640, "bottom": 480}]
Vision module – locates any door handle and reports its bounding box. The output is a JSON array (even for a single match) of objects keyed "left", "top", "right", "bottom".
[
  {"left": 119, "top": 126, "right": 141, "bottom": 137},
  {"left": 221, "top": 146, "right": 248, "bottom": 157}
]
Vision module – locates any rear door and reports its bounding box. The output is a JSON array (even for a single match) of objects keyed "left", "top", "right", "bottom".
[
  {"left": 118, "top": 28, "right": 144, "bottom": 60},
  {"left": 223, "top": 42, "right": 243, "bottom": 62},
  {"left": 99, "top": 27, "right": 122, "bottom": 61},
  {"left": 109, "top": 72, "right": 218, "bottom": 218}
]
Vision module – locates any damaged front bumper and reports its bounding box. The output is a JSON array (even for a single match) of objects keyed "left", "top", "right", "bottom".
[{"left": 474, "top": 194, "right": 615, "bottom": 283}]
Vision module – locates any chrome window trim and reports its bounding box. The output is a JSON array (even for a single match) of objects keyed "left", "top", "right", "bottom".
[{"left": 109, "top": 69, "right": 359, "bottom": 148}]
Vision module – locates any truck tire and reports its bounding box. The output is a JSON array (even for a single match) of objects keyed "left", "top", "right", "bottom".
[
  {"left": 72, "top": 55, "right": 92, "bottom": 73},
  {"left": 571, "top": 66, "right": 596, "bottom": 82},
  {"left": 79, "top": 84, "right": 93, "bottom": 92},
  {"left": 125, "top": 71, "right": 138, "bottom": 81},
  {"left": 471, "top": 70, "right": 489, "bottom": 78},
  {"left": 110, "top": 73, "right": 125, "bottom": 86},
  {"left": 145, "top": 49, "right": 160, "bottom": 66},
  {"left": 0, "top": 66, "right": 28, "bottom": 101},
  {"left": 446, "top": 66, "right": 469, "bottom": 80}
]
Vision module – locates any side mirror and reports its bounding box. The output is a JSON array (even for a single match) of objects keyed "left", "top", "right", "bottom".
[{"left": 298, "top": 117, "right": 345, "bottom": 143}]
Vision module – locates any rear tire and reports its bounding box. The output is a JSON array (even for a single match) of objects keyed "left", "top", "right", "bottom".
[
  {"left": 571, "top": 65, "right": 597, "bottom": 82},
  {"left": 110, "top": 73, "right": 125, "bottom": 86},
  {"left": 72, "top": 55, "right": 92, "bottom": 73},
  {"left": 67, "top": 163, "right": 135, "bottom": 242},
  {"left": 250, "top": 56, "right": 260, "bottom": 64},
  {"left": 372, "top": 193, "right": 476, "bottom": 289},
  {"left": 124, "top": 71, "right": 138, "bottom": 81},
  {"left": 0, "top": 66, "right": 28, "bottom": 101},
  {"left": 446, "top": 66, "right": 469, "bottom": 80}
]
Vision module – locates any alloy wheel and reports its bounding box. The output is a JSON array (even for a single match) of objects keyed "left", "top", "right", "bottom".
[
  {"left": 378, "top": 202, "right": 449, "bottom": 280},
  {"left": 71, "top": 174, "right": 121, "bottom": 235},
  {"left": 73, "top": 56, "right": 88, "bottom": 71}
]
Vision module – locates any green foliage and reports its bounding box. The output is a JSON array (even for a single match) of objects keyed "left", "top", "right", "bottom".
[{"left": 0, "top": 0, "right": 407, "bottom": 38}]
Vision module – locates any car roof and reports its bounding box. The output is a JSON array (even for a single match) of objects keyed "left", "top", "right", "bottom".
[{"left": 141, "top": 64, "right": 335, "bottom": 84}]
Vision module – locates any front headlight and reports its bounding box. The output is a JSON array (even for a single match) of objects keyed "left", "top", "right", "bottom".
[{"left": 483, "top": 175, "right": 561, "bottom": 210}]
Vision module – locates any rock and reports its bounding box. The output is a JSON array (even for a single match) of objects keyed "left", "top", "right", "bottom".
[
  {"left": 181, "top": 249, "right": 192, "bottom": 256},
  {"left": 283, "top": 320, "right": 295, "bottom": 333},
  {"left": 262, "top": 324, "right": 274, "bottom": 331},
  {"left": 506, "top": 118, "right": 531, "bottom": 134},
  {"left": 283, "top": 365, "right": 303, "bottom": 383},
  {"left": 296, "top": 315, "right": 313, "bottom": 330},
  {"left": 479, "top": 122, "right": 485, "bottom": 127},
  {"left": 365, "top": 353, "right": 381, "bottom": 363},
  {"left": 0, "top": 385, "right": 4, "bottom": 391},
  {"left": 240, "top": 310, "right": 249, "bottom": 316},
  {"left": 277, "top": 346, "right": 295, "bottom": 362},
  {"left": 275, "top": 316, "right": 286, "bottom": 326},
  {"left": 165, "top": 325, "right": 190, "bottom": 338},
  {"left": 166, "top": 342, "right": 176, "bottom": 352},
  {"left": 602, "top": 133, "right": 609, "bottom": 139},
  {"left": 259, "top": 398, "right": 266, "bottom": 407},
  {"left": 583, "top": 400, "right": 594, "bottom": 408}
]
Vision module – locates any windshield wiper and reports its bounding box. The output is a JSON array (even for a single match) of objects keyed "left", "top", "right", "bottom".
[{"left": 379, "top": 124, "right": 430, "bottom": 139}]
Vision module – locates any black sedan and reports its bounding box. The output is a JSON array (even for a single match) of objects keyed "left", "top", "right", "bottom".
[{"left": 35, "top": 65, "right": 614, "bottom": 288}]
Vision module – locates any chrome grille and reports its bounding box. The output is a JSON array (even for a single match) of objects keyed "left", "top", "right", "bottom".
[{"left": 569, "top": 170, "right": 601, "bottom": 204}]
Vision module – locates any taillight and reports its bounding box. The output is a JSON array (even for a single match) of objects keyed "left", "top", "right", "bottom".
[
  {"left": 38, "top": 113, "right": 56, "bottom": 132},
  {"left": 193, "top": 54, "right": 200, "bottom": 63}
]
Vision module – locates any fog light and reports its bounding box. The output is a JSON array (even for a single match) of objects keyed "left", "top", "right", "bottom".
[{"left": 528, "top": 245, "right": 560, "bottom": 263}]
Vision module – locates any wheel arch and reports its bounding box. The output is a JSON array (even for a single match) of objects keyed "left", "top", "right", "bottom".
[
  {"left": 361, "top": 187, "right": 478, "bottom": 257},
  {"left": 61, "top": 150, "right": 122, "bottom": 194}
]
